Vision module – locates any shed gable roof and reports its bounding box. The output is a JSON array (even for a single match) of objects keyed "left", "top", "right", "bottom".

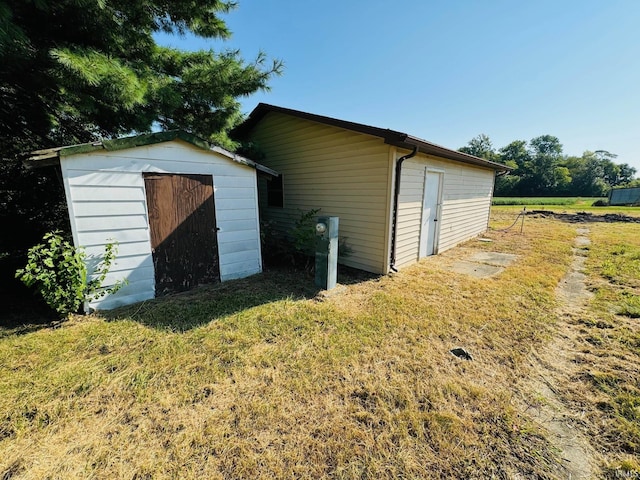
[
  {"left": 234, "top": 103, "right": 510, "bottom": 172},
  {"left": 27, "top": 130, "right": 278, "bottom": 176}
]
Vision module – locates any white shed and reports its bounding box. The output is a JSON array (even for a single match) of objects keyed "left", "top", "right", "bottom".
[{"left": 28, "top": 131, "right": 277, "bottom": 311}]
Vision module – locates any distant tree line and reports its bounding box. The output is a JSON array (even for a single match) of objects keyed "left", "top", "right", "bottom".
[{"left": 459, "top": 134, "right": 638, "bottom": 197}]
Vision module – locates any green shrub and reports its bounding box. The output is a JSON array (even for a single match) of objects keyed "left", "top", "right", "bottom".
[
  {"left": 260, "top": 218, "right": 297, "bottom": 267},
  {"left": 16, "top": 231, "right": 126, "bottom": 316},
  {"left": 260, "top": 209, "right": 352, "bottom": 271},
  {"left": 291, "top": 208, "right": 321, "bottom": 256}
]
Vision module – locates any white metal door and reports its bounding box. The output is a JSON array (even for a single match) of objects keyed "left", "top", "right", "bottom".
[{"left": 419, "top": 170, "right": 442, "bottom": 257}]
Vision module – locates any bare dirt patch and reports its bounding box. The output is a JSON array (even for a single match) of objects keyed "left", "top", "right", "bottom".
[
  {"left": 427, "top": 248, "right": 519, "bottom": 279},
  {"left": 528, "top": 211, "right": 640, "bottom": 224}
]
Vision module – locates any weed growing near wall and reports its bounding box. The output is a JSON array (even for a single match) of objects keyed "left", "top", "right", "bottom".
[{"left": 16, "top": 232, "right": 125, "bottom": 316}]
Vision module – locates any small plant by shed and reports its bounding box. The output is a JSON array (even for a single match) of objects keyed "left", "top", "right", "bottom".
[{"left": 16, "top": 231, "right": 125, "bottom": 316}]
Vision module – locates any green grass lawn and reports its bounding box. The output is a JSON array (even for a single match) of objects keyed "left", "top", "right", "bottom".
[
  {"left": 1, "top": 211, "right": 638, "bottom": 478},
  {"left": 579, "top": 222, "right": 640, "bottom": 473}
]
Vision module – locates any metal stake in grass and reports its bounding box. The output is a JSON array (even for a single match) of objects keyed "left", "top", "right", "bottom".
[{"left": 520, "top": 206, "right": 526, "bottom": 233}]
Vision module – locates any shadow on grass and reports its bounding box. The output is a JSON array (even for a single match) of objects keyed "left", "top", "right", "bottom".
[
  {"left": 0, "top": 280, "right": 60, "bottom": 337},
  {"left": 103, "top": 265, "right": 379, "bottom": 332}
]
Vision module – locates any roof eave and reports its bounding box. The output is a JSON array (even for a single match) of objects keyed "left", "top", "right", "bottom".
[
  {"left": 209, "top": 145, "right": 279, "bottom": 176},
  {"left": 235, "top": 103, "right": 512, "bottom": 172},
  {"left": 24, "top": 130, "right": 278, "bottom": 175},
  {"left": 390, "top": 137, "right": 512, "bottom": 172}
]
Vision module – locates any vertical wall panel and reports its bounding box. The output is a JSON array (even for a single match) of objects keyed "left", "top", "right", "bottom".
[
  {"left": 249, "top": 112, "right": 391, "bottom": 274},
  {"left": 395, "top": 153, "right": 494, "bottom": 268}
]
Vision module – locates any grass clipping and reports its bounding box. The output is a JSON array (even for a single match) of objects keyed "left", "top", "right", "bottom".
[{"left": 0, "top": 214, "right": 577, "bottom": 479}]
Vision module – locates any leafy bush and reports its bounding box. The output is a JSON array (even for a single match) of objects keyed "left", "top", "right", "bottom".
[
  {"left": 260, "top": 209, "right": 320, "bottom": 271},
  {"left": 260, "top": 218, "right": 297, "bottom": 267},
  {"left": 16, "top": 231, "right": 126, "bottom": 316},
  {"left": 260, "top": 209, "right": 352, "bottom": 271},
  {"left": 291, "top": 208, "right": 321, "bottom": 256}
]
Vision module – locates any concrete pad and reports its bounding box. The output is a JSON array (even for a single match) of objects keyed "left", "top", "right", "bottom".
[
  {"left": 467, "top": 251, "right": 518, "bottom": 267},
  {"left": 575, "top": 236, "right": 591, "bottom": 247},
  {"left": 450, "top": 261, "right": 504, "bottom": 278}
]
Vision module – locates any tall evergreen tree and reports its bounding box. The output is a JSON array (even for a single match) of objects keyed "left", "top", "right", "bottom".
[{"left": 1, "top": 0, "right": 282, "bottom": 151}]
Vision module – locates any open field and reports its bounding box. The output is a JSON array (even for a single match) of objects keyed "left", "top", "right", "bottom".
[
  {"left": 1, "top": 208, "right": 639, "bottom": 478},
  {"left": 493, "top": 198, "right": 640, "bottom": 216},
  {"left": 492, "top": 196, "right": 605, "bottom": 206}
]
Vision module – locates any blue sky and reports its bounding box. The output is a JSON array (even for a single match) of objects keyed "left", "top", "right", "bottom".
[{"left": 158, "top": 0, "right": 640, "bottom": 172}]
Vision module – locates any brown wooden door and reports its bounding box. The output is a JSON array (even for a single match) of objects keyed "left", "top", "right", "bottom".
[{"left": 143, "top": 173, "right": 220, "bottom": 296}]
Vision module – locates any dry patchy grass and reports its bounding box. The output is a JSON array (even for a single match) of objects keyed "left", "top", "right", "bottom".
[
  {"left": 492, "top": 204, "right": 640, "bottom": 477},
  {"left": 564, "top": 221, "right": 640, "bottom": 476},
  {"left": 1, "top": 213, "right": 581, "bottom": 479}
]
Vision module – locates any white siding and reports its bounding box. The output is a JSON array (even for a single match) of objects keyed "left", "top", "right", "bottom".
[
  {"left": 60, "top": 140, "right": 262, "bottom": 311},
  {"left": 249, "top": 112, "right": 392, "bottom": 274},
  {"left": 395, "top": 152, "right": 495, "bottom": 268}
]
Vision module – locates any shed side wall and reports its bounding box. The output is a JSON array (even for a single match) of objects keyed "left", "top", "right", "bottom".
[
  {"left": 395, "top": 152, "right": 495, "bottom": 268},
  {"left": 609, "top": 187, "right": 640, "bottom": 205},
  {"left": 248, "top": 112, "right": 391, "bottom": 274},
  {"left": 60, "top": 140, "right": 261, "bottom": 310}
]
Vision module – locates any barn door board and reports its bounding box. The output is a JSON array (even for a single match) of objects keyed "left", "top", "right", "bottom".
[{"left": 143, "top": 173, "right": 220, "bottom": 296}]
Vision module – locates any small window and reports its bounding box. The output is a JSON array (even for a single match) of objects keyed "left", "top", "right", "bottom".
[{"left": 267, "top": 175, "right": 284, "bottom": 208}]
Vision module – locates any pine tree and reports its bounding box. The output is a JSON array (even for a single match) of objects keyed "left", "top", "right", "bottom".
[
  {"left": 0, "top": 0, "right": 282, "bottom": 277},
  {"left": 1, "top": 0, "right": 282, "bottom": 150}
]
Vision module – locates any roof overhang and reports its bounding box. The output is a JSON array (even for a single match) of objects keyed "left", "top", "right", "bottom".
[
  {"left": 27, "top": 130, "right": 279, "bottom": 176},
  {"left": 233, "top": 103, "right": 511, "bottom": 172},
  {"left": 384, "top": 134, "right": 511, "bottom": 171}
]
